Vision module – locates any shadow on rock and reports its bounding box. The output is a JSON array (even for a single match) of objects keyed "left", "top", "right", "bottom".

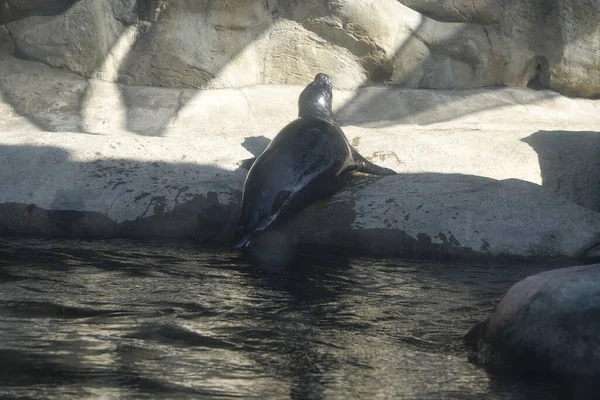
[
  {"left": 3, "top": 143, "right": 600, "bottom": 261},
  {"left": 241, "top": 135, "right": 271, "bottom": 157},
  {"left": 522, "top": 130, "right": 600, "bottom": 212},
  {"left": 0, "top": 144, "right": 244, "bottom": 244}
]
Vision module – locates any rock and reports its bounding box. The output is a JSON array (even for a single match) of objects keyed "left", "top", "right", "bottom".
[
  {"left": 547, "top": 1, "right": 600, "bottom": 97},
  {"left": 2, "top": 0, "right": 599, "bottom": 96},
  {"left": 497, "top": 0, "right": 600, "bottom": 97},
  {"left": 120, "top": 0, "right": 412, "bottom": 88},
  {"left": 466, "top": 264, "right": 600, "bottom": 375},
  {"left": 4, "top": 52, "right": 600, "bottom": 135},
  {"left": 2, "top": 129, "right": 600, "bottom": 260},
  {"left": 120, "top": 0, "right": 274, "bottom": 89},
  {"left": 390, "top": 17, "right": 500, "bottom": 90},
  {"left": 261, "top": 19, "right": 367, "bottom": 88},
  {"left": 0, "top": 0, "right": 77, "bottom": 24},
  {"left": 277, "top": 175, "right": 600, "bottom": 259},
  {"left": 2, "top": 54, "right": 600, "bottom": 258},
  {"left": 522, "top": 130, "right": 600, "bottom": 213},
  {"left": 277, "top": 0, "right": 410, "bottom": 82},
  {"left": 0, "top": 132, "right": 245, "bottom": 242},
  {"left": 398, "top": 0, "right": 503, "bottom": 23},
  {"left": 7, "top": 0, "right": 139, "bottom": 78},
  {"left": 2, "top": 53, "right": 600, "bottom": 201},
  {"left": 0, "top": 25, "right": 13, "bottom": 54}
]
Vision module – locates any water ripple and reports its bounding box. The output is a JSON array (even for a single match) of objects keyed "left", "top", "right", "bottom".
[{"left": 0, "top": 238, "right": 592, "bottom": 399}]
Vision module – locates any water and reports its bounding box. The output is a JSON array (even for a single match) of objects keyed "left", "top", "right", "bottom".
[{"left": 0, "top": 238, "right": 590, "bottom": 399}]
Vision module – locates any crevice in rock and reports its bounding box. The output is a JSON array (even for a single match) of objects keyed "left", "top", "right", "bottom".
[
  {"left": 137, "top": 0, "right": 154, "bottom": 22},
  {"left": 526, "top": 56, "right": 549, "bottom": 90},
  {"left": 298, "top": 18, "right": 392, "bottom": 84},
  {"left": 575, "top": 238, "right": 600, "bottom": 260},
  {"left": 1, "top": 23, "right": 15, "bottom": 54}
]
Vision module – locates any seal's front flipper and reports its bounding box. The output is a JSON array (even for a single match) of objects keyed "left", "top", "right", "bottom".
[
  {"left": 352, "top": 148, "right": 397, "bottom": 175},
  {"left": 237, "top": 157, "right": 257, "bottom": 171}
]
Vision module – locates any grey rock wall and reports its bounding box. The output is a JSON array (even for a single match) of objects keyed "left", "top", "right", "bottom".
[{"left": 0, "top": 0, "right": 598, "bottom": 96}]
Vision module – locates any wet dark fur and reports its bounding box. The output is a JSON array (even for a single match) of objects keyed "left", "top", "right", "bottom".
[{"left": 235, "top": 73, "right": 395, "bottom": 249}]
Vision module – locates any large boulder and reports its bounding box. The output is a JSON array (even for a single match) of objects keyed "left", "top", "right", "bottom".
[
  {"left": 466, "top": 264, "right": 600, "bottom": 376},
  {"left": 120, "top": 0, "right": 411, "bottom": 88},
  {"left": 277, "top": 175, "right": 600, "bottom": 259},
  {"left": 496, "top": 0, "right": 600, "bottom": 97},
  {"left": 6, "top": 0, "right": 140, "bottom": 79},
  {"left": 2, "top": 129, "right": 600, "bottom": 260}
]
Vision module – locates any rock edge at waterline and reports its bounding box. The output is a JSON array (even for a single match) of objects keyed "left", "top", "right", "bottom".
[
  {"left": 466, "top": 264, "right": 600, "bottom": 376},
  {"left": 2, "top": 130, "right": 600, "bottom": 260},
  {"left": 3, "top": 55, "right": 600, "bottom": 260}
]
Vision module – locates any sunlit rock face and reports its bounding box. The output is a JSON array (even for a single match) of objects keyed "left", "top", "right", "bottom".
[
  {"left": 0, "top": 0, "right": 598, "bottom": 95},
  {"left": 466, "top": 264, "right": 600, "bottom": 376}
]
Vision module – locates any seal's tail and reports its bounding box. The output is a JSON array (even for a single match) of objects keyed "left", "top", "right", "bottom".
[{"left": 234, "top": 231, "right": 254, "bottom": 250}]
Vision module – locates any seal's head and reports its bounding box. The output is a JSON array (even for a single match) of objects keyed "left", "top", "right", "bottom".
[{"left": 298, "top": 73, "right": 334, "bottom": 121}]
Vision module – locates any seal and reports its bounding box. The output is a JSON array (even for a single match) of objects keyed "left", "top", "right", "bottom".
[{"left": 235, "top": 73, "right": 396, "bottom": 249}]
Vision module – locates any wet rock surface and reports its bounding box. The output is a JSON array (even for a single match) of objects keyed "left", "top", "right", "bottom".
[{"left": 466, "top": 264, "right": 600, "bottom": 375}]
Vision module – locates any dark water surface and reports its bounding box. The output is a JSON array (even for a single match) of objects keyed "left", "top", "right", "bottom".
[{"left": 0, "top": 238, "right": 587, "bottom": 399}]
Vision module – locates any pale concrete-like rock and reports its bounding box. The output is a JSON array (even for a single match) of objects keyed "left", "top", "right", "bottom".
[
  {"left": 548, "top": 1, "right": 600, "bottom": 97},
  {"left": 0, "top": 132, "right": 245, "bottom": 241},
  {"left": 390, "top": 16, "right": 498, "bottom": 90},
  {"left": 120, "top": 0, "right": 273, "bottom": 89},
  {"left": 261, "top": 19, "right": 367, "bottom": 88},
  {"left": 2, "top": 131, "right": 600, "bottom": 259},
  {"left": 2, "top": 54, "right": 600, "bottom": 258},
  {"left": 466, "top": 264, "right": 600, "bottom": 375}
]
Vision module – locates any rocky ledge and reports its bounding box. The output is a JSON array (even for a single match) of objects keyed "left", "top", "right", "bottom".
[{"left": 2, "top": 55, "right": 600, "bottom": 260}]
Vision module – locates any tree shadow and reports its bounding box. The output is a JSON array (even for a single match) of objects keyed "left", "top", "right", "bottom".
[{"left": 521, "top": 130, "right": 600, "bottom": 212}]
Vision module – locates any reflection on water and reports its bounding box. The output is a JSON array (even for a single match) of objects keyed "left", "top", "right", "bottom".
[{"left": 0, "top": 238, "right": 590, "bottom": 399}]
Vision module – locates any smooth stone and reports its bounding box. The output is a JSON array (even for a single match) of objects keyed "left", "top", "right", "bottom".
[{"left": 466, "top": 264, "right": 600, "bottom": 375}]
